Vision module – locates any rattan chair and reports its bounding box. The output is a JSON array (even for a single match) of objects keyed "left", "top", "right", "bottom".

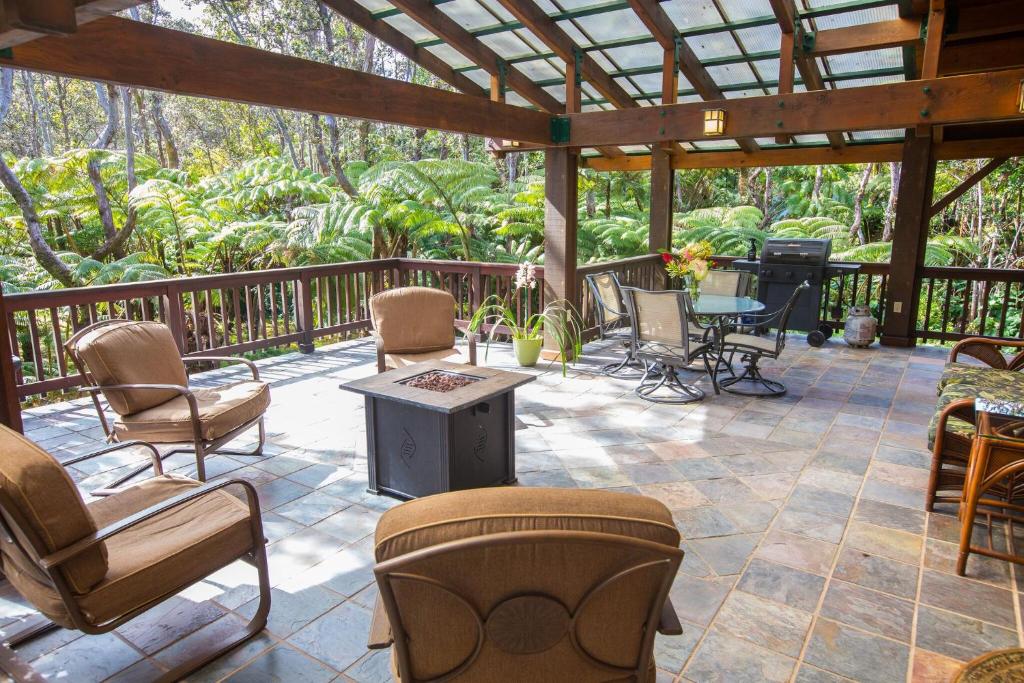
[
  {"left": 66, "top": 320, "right": 270, "bottom": 483},
  {"left": 717, "top": 281, "right": 808, "bottom": 397},
  {"left": 584, "top": 271, "right": 642, "bottom": 376},
  {"left": 367, "top": 487, "right": 684, "bottom": 682},
  {"left": 700, "top": 269, "right": 753, "bottom": 297},
  {"left": 369, "top": 286, "right": 477, "bottom": 373},
  {"left": 622, "top": 287, "right": 717, "bottom": 403},
  {"left": 0, "top": 426, "right": 270, "bottom": 682}
]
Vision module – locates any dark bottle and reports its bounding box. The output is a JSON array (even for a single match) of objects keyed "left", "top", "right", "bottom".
[{"left": 747, "top": 238, "right": 757, "bottom": 261}]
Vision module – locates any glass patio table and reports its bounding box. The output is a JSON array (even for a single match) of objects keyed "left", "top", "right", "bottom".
[{"left": 689, "top": 294, "right": 765, "bottom": 317}]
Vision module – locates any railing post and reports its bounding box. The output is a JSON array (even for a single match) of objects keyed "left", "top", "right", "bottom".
[
  {"left": 162, "top": 285, "right": 186, "bottom": 354},
  {"left": 297, "top": 271, "right": 315, "bottom": 353},
  {"left": 0, "top": 290, "right": 23, "bottom": 433},
  {"left": 471, "top": 266, "right": 483, "bottom": 312}
]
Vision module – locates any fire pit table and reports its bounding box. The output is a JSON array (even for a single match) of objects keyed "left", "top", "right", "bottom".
[{"left": 339, "top": 360, "right": 536, "bottom": 500}]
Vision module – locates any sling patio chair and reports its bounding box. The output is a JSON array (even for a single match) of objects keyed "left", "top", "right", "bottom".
[
  {"left": 369, "top": 286, "right": 478, "bottom": 373},
  {"left": 621, "top": 287, "right": 718, "bottom": 403},
  {"left": 584, "top": 271, "right": 643, "bottom": 376},
  {"left": 0, "top": 425, "right": 270, "bottom": 683},
  {"left": 700, "top": 269, "right": 753, "bottom": 297},
  {"left": 66, "top": 319, "right": 270, "bottom": 483},
  {"left": 367, "top": 487, "right": 684, "bottom": 682},
  {"left": 717, "top": 281, "right": 809, "bottom": 397}
]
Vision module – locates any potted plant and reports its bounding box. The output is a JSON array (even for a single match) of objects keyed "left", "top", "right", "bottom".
[
  {"left": 661, "top": 240, "right": 714, "bottom": 300},
  {"left": 468, "top": 262, "right": 582, "bottom": 374}
]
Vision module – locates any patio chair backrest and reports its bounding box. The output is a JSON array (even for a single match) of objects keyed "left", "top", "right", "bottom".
[
  {"left": 623, "top": 288, "right": 698, "bottom": 362},
  {"left": 585, "top": 271, "right": 626, "bottom": 329},
  {"left": 701, "top": 269, "right": 752, "bottom": 297},
  {"left": 369, "top": 286, "right": 456, "bottom": 354},
  {"left": 767, "top": 281, "right": 810, "bottom": 356},
  {"left": 373, "top": 488, "right": 682, "bottom": 682},
  {"left": 66, "top": 320, "right": 188, "bottom": 416},
  {"left": 0, "top": 426, "right": 107, "bottom": 617}
]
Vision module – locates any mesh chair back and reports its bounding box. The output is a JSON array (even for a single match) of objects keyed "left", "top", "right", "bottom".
[
  {"left": 623, "top": 288, "right": 697, "bottom": 362},
  {"left": 701, "top": 270, "right": 752, "bottom": 297},
  {"left": 770, "top": 281, "right": 810, "bottom": 355},
  {"left": 585, "top": 272, "right": 626, "bottom": 329}
]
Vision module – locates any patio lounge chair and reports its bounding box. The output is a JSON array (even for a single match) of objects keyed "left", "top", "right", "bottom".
[
  {"left": 0, "top": 425, "right": 270, "bottom": 682},
  {"left": 717, "top": 281, "right": 809, "bottom": 397},
  {"left": 622, "top": 287, "right": 717, "bottom": 403},
  {"left": 367, "top": 487, "right": 684, "bottom": 682},
  {"left": 584, "top": 271, "right": 642, "bottom": 376},
  {"left": 369, "top": 286, "right": 477, "bottom": 373},
  {"left": 66, "top": 319, "right": 270, "bottom": 482}
]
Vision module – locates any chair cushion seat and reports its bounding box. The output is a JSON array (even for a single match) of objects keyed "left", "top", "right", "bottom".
[
  {"left": 927, "top": 370, "right": 1024, "bottom": 448},
  {"left": 937, "top": 362, "right": 1024, "bottom": 395},
  {"left": 113, "top": 380, "right": 270, "bottom": 443},
  {"left": 723, "top": 333, "right": 777, "bottom": 354},
  {"left": 374, "top": 487, "right": 679, "bottom": 562},
  {"left": 384, "top": 347, "right": 467, "bottom": 370}
]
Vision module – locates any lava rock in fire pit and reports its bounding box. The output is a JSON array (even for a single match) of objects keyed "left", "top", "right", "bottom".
[{"left": 401, "top": 370, "right": 478, "bottom": 393}]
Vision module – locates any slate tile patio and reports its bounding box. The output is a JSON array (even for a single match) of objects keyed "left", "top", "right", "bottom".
[{"left": 3, "top": 333, "right": 1023, "bottom": 681}]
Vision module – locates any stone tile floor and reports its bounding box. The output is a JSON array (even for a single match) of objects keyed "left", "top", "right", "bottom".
[{"left": 2, "top": 333, "right": 1021, "bottom": 682}]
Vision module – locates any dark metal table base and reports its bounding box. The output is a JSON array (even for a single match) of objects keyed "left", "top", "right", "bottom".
[{"left": 718, "top": 357, "right": 786, "bottom": 396}]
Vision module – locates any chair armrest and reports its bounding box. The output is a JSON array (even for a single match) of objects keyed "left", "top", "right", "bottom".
[
  {"left": 39, "top": 478, "right": 261, "bottom": 571},
  {"left": 183, "top": 356, "right": 260, "bottom": 380},
  {"left": 58, "top": 440, "right": 164, "bottom": 477},
  {"left": 368, "top": 595, "right": 394, "bottom": 649},
  {"left": 373, "top": 333, "right": 386, "bottom": 373},
  {"left": 949, "top": 337, "right": 1024, "bottom": 370},
  {"left": 657, "top": 597, "right": 683, "bottom": 636}
]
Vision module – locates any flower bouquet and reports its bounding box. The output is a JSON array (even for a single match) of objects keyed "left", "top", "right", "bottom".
[
  {"left": 661, "top": 241, "right": 714, "bottom": 300},
  {"left": 468, "top": 262, "right": 582, "bottom": 374}
]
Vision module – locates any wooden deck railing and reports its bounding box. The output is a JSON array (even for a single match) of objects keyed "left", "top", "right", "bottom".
[{"left": 6, "top": 254, "right": 1023, "bottom": 400}]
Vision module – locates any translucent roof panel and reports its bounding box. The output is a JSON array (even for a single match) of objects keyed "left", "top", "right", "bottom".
[
  {"left": 569, "top": 9, "right": 649, "bottom": 43},
  {"left": 707, "top": 63, "right": 760, "bottom": 87},
  {"left": 437, "top": 0, "right": 500, "bottom": 32},
  {"left": 424, "top": 43, "right": 474, "bottom": 71},
  {"left": 355, "top": 0, "right": 392, "bottom": 12},
  {"left": 514, "top": 58, "right": 563, "bottom": 81},
  {"left": 809, "top": 4, "right": 899, "bottom": 29},
  {"left": 717, "top": 0, "right": 775, "bottom": 21},
  {"left": 602, "top": 43, "right": 663, "bottom": 70},
  {"left": 825, "top": 49, "right": 904, "bottom": 76},
  {"left": 383, "top": 13, "right": 437, "bottom": 43},
  {"left": 478, "top": 32, "right": 534, "bottom": 59},
  {"left": 733, "top": 25, "right": 782, "bottom": 54},
  {"left": 667, "top": 2, "right": 727, "bottom": 30}
]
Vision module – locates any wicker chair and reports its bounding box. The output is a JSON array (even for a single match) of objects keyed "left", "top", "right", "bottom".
[
  {"left": 622, "top": 287, "right": 717, "bottom": 403},
  {"left": 66, "top": 320, "right": 270, "bottom": 483},
  {"left": 0, "top": 426, "right": 270, "bottom": 682},
  {"left": 717, "top": 281, "right": 808, "bottom": 397},
  {"left": 368, "top": 487, "right": 684, "bottom": 682},
  {"left": 584, "top": 271, "right": 642, "bottom": 376},
  {"left": 369, "top": 286, "right": 477, "bottom": 373}
]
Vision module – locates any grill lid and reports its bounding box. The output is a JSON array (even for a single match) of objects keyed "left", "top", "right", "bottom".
[{"left": 762, "top": 238, "right": 832, "bottom": 266}]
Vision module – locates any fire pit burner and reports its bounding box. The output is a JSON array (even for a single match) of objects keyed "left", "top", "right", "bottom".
[{"left": 398, "top": 370, "right": 481, "bottom": 393}]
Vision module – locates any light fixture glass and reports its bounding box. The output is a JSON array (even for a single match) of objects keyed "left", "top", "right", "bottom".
[{"left": 703, "top": 109, "right": 726, "bottom": 136}]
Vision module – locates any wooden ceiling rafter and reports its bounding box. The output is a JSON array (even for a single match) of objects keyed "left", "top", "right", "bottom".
[{"left": 0, "top": 0, "right": 148, "bottom": 49}]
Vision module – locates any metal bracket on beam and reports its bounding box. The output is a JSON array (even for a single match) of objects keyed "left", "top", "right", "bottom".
[
  {"left": 571, "top": 46, "right": 583, "bottom": 87},
  {"left": 672, "top": 35, "right": 683, "bottom": 74},
  {"left": 796, "top": 23, "right": 815, "bottom": 55},
  {"left": 550, "top": 116, "right": 571, "bottom": 144},
  {"left": 0, "top": 49, "right": 11, "bottom": 60},
  {"left": 496, "top": 58, "right": 508, "bottom": 98}
]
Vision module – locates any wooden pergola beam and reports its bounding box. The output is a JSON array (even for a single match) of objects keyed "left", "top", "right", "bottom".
[
  {"left": 0, "top": 0, "right": 148, "bottom": 48},
  {"left": 810, "top": 19, "right": 922, "bottom": 57},
  {"left": 767, "top": 0, "right": 846, "bottom": 149},
  {"left": 320, "top": 0, "right": 487, "bottom": 99},
  {"left": 387, "top": 0, "right": 562, "bottom": 114},
  {"left": 939, "top": 34, "right": 1024, "bottom": 75},
  {"left": 565, "top": 68, "right": 1024, "bottom": 148},
  {"left": 1, "top": 16, "right": 553, "bottom": 144},
  {"left": 929, "top": 156, "right": 1007, "bottom": 217},
  {"left": 626, "top": 0, "right": 758, "bottom": 154}
]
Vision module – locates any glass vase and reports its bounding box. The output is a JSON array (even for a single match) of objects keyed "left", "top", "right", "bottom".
[{"left": 685, "top": 274, "right": 700, "bottom": 302}]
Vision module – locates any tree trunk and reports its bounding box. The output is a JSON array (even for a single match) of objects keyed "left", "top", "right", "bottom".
[
  {"left": 148, "top": 92, "right": 179, "bottom": 168},
  {"left": 759, "top": 169, "right": 773, "bottom": 228},
  {"left": 585, "top": 189, "right": 596, "bottom": 218},
  {"left": 461, "top": 134, "right": 471, "bottom": 161},
  {"left": 811, "top": 165, "right": 823, "bottom": 203},
  {"left": 849, "top": 163, "right": 873, "bottom": 245},
  {"left": 882, "top": 161, "right": 900, "bottom": 241}
]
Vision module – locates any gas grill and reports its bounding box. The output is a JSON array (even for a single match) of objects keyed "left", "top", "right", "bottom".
[{"left": 733, "top": 238, "right": 858, "bottom": 347}]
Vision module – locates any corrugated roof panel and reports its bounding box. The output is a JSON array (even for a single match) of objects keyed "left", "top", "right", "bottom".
[
  {"left": 514, "top": 58, "right": 564, "bottom": 80},
  {"left": 717, "top": 0, "right": 775, "bottom": 21},
  {"left": 733, "top": 25, "right": 782, "bottom": 54},
  {"left": 810, "top": 5, "right": 898, "bottom": 29},
  {"left": 602, "top": 43, "right": 663, "bottom": 70},
  {"left": 424, "top": 43, "right": 475, "bottom": 70},
  {"left": 751, "top": 58, "right": 780, "bottom": 84},
  {"left": 475, "top": 0, "right": 516, "bottom": 23},
  {"left": 706, "top": 62, "right": 759, "bottom": 86},
  {"left": 612, "top": 77, "right": 643, "bottom": 96},
  {"left": 825, "top": 48, "right": 903, "bottom": 75},
  {"left": 628, "top": 72, "right": 663, "bottom": 94},
  {"left": 356, "top": 0, "right": 392, "bottom": 11},
  {"left": 571, "top": 9, "right": 649, "bottom": 43},
  {"left": 383, "top": 13, "right": 437, "bottom": 42},
  {"left": 504, "top": 91, "right": 529, "bottom": 107},
  {"left": 557, "top": 20, "right": 592, "bottom": 47},
  {"left": 667, "top": 1, "right": 725, "bottom": 30},
  {"left": 590, "top": 51, "right": 616, "bottom": 72},
  {"left": 834, "top": 75, "right": 903, "bottom": 88},
  {"left": 620, "top": 145, "right": 649, "bottom": 153},
  {"left": 724, "top": 89, "right": 765, "bottom": 98},
  {"left": 463, "top": 68, "right": 491, "bottom": 89},
  {"left": 685, "top": 32, "right": 742, "bottom": 60},
  {"left": 479, "top": 31, "right": 535, "bottom": 59},
  {"left": 793, "top": 133, "right": 832, "bottom": 143},
  {"left": 690, "top": 139, "right": 742, "bottom": 150},
  {"left": 851, "top": 129, "right": 904, "bottom": 140},
  {"left": 437, "top": 0, "right": 500, "bottom": 32}
]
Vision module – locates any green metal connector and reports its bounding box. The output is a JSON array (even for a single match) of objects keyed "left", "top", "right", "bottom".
[
  {"left": 0, "top": 48, "right": 11, "bottom": 60},
  {"left": 551, "top": 117, "right": 571, "bottom": 144},
  {"left": 571, "top": 46, "right": 584, "bottom": 87}
]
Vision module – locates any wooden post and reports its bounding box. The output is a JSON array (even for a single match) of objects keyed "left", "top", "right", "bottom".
[
  {"left": 649, "top": 47, "right": 676, "bottom": 282},
  {"left": 543, "top": 147, "right": 578, "bottom": 358},
  {"left": 880, "top": 132, "right": 936, "bottom": 347},
  {"left": 297, "top": 271, "right": 315, "bottom": 353},
  {"left": 162, "top": 288, "right": 186, "bottom": 354},
  {"left": 0, "top": 290, "right": 23, "bottom": 433}
]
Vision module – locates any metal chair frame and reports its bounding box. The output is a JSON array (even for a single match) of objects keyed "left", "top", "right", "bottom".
[
  {"left": 65, "top": 319, "right": 267, "bottom": 483},
  {"left": 0, "top": 442, "right": 271, "bottom": 682},
  {"left": 585, "top": 271, "right": 644, "bottom": 377},
  {"left": 622, "top": 288, "right": 718, "bottom": 404},
  {"left": 717, "top": 282, "right": 809, "bottom": 397}
]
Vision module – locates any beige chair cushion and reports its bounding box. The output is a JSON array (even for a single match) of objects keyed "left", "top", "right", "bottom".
[
  {"left": 8, "top": 474, "right": 254, "bottom": 628},
  {"left": 72, "top": 321, "right": 188, "bottom": 416},
  {"left": 0, "top": 427, "right": 106, "bottom": 596},
  {"left": 375, "top": 486, "right": 679, "bottom": 562},
  {"left": 113, "top": 380, "right": 270, "bottom": 443},
  {"left": 370, "top": 287, "right": 456, "bottom": 354},
  {"left": 384, "top": 347, "right": 468, "bottom": 370}
]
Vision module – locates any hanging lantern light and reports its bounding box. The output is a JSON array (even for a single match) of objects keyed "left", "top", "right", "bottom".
[{"left": 703, "top": 108, "right": 726, "bottom": 136}]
